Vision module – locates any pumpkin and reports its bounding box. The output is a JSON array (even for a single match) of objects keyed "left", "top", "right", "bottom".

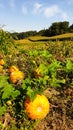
[
  {"left": 9, "top": 65, "right": 19, "bottom": 73},
  {"left": 0, "top": 59, "right": 5, "bottom": 65},
  {"left": 24, "top": 94, "right": 50, "bottom": 120},
  {"left": 10, "top": 70, "right": 24, "bottom": 83}
]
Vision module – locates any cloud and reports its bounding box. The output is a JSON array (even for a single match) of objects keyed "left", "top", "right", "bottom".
[
  {"left": 8, "top": 0, "right": 15, "bottom": 8},
  {"left": 44, "top": 5, "right": 60, "bottom": 18},
  {"left": 33, "top": 2, "right": 42, "bottom": 14},
  {"left": 22, "top": 5, "right": 27, "bottom": 15}
]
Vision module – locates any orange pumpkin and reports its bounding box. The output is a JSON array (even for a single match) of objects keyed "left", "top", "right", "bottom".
[
  {"left": 0, "top": 59, "right": 5, "bottom": 65},
  {"left": 9, "top": 65, "right": 19, "bottom": 73},
  {"left": 24, "top": 94, "right": 50, "bottom": 120},
  {"left": 10, "top": 70, "right": 24, "bottom": 83}
]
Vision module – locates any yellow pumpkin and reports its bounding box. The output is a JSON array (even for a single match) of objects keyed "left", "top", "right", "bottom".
[
  {"left": 9, "top": 65, "right": 19, "bottom": 73},
  {"left": 24, "top": 94, "right": 50, "bottom": 120},
  {"left": 10, "top": 70, "right": 24, "bottom": 83},
  {"left": 0, "top": 59, "right": 5, "bottom": 65}
]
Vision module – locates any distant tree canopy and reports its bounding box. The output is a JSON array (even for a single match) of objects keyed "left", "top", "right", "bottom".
[
  {"left": 11, "top": 21, "right": 73, "bottom": 39},
  {"left": 11, "top": 31, "right": 37, "bottom": 40},
  {"left": 39, "top": 21, "right": 70, "bottom": 36},
  {"left": 48, "top": 21, "right": 69, "bottom": 36},
  {"left": 69, "top": 24, "right": 73, "bottom": 32}
]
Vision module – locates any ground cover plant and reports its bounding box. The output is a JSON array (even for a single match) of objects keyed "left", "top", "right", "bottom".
[{"left": 0, "top": 29, "right": 73, "bottom": 130}]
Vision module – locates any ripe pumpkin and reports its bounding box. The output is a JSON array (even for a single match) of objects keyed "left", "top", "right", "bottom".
[
  {"left": 24, "top": 94, "right": 50, "bottom": 120},
  {"left": 0, "top": 59, "right": 5, "bottom": 65},
  {"left": 10, "top": 70, "right": 24, "bottom": 83},
  {"left": 9, "top": 65, "right": 19, "bottom": 73}
]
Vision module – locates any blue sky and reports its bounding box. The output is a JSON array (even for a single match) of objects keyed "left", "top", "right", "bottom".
[{"left": 0, "top": 0, "right": 73, "bottom": 32}]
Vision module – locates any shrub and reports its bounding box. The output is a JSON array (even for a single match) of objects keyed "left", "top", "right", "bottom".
[{"left": 0, "top": 29, "right": 14, "bottom": 55}]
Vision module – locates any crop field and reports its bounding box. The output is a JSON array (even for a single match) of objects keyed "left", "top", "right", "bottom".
[
  {"left": 28, "top": 33, "right": 73, "bottom": 41},
  {"left": 0, "top": 31, "right": 73, "bottom": 130}
]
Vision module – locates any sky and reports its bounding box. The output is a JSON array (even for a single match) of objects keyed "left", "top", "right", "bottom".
[{"left": 0, "top": 0, "right": 73, "bottom": 32}]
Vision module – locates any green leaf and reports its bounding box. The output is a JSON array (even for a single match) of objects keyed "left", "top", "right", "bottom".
[
  {"left": 21, "top": 80, "right": 27, "bottom": 90},
  {"left": 0, "top": 106, "right": 6, "bottom": 116},
  {"left": 48, "top": 60, "right": 61, "bottom": 73},
  {"left": 2, "top": 83, "right": 14, "bottom": 99},
  {"left": 49, "top": 76, "right": 63, "bottom": 87},
  {"left": 26, "top": 86, "right": 33, "bottom": 97},
  {"left": 39, "top": 64, "right": 48, "bottom": 75},
  {"left": 26, "top": 87, "right": 36, "bottom": 101},
  {"left": 2, "top": 79, "right": 20, "bottom": 99},
  {"left": 11, "top": 90, "right": 20, "bottom": 99},
  {"left": 41, "top": 50, "right": 52, "bottom": 58},
  {"left": 24, "top": 78, "right": 32, "bottom": 85},
  {"left": 0, "top": 76, "right": 8, "bottom": 88},
  {"left": 65, "top": 60, "right": 73, "bottom": 73}
]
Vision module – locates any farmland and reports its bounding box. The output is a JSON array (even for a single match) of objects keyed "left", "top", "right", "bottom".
[
  {"left": 0, "top": 30, "right": 73, "bottom": 130},
  {"left": 28, "top": 33, "right": 73, "bottom": 41}
]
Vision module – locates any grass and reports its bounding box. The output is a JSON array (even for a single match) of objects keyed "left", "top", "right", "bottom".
[
  {"left": 28, "top": 33, "right": 73, "bottom": 41},
  {"left": 15, "top": 33, "right": 73, "bottom": 45},
  {"left": 15, "top": 38, "right": 32, "bottom": 44}
]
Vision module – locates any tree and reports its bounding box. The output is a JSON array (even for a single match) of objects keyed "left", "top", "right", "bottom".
[
  {"left": 49, "top": 22, "right": 60, "bottom": 36},
  {"left": 43, "top": 21, "right": 69, "bottom": 36},
  {"left": 69, "top": 24, "right": 73, "bottom": 32},
  {"left": 59, "top": 21, "right": 69, "bottom": 34}
]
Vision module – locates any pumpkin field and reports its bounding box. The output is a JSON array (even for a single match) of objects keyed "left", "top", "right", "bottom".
[{"left": 0, "top": 29, "right": 73, "bottom": 130}]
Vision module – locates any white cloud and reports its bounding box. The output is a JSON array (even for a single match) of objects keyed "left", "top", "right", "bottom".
[
  {"left": 22, "top": 5, "right": 27, "bottom": 15},
  {"left": 33, "top": 2, "right": 42, "bottom": 14},
  {"left": 44, "top": 5, "right": 60, "bottom": 18}
]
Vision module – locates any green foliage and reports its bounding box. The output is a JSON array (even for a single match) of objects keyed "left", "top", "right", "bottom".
[
  {"left": 0, "top": 34, "right": 73, "bottom": 130},
  {"left": 11, "top": 21, "right": 73, "bottom": 39},
  {"left": 0, "top": 76, "right": 20, "bottom": 116},
  {"left": 11, "top": 31, "right": 37, "bottom": 40},
  {"left": 0, "top": 29, "right": 14, "bottom": 54},
  {"left": 0, "top": 76, "right": 20, "bottom": 100},
  {"left": 38, "top": 21, "right": 69, "bottom": 36},
  {"left": 0, "top": 106, "right": 6, "bottom": 116},
  {"left": 65, "top": 60, "right": 73, "bottom": 73}
]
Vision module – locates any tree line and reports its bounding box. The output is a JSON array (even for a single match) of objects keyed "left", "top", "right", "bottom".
[{"left": 11, "top": 21, "right": 73, "bottom": 40}]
